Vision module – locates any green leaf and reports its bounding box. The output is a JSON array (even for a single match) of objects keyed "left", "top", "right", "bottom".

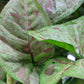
[
  {"left": 0, "top": 38, "right": 36, "bottom": 84},
  {"left": 0, "top": 0, "right": 54, "bottom": 83},
  {"left": 65, "top": 78, "right": 84, "bottom": 84},
  {"left": 28, "top": 16, "right": 84, "bottom": 57},
  {"left": 55, "top": 4, "right": 84, "bottom": 24},
  {"left": 40, "top": 57, "right": 84, "bottom": 84},
  {"left": 38, "top": 0, "right": 84, "bottom": 23},
  {"left": 0, "top": 0, "right": 54, "bottom": 61}
]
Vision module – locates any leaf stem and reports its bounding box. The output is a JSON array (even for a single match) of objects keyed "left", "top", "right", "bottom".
[
  {"left": 27, "top": 35, "right": 35, "bottom": 64},
  {"left": 7, "top": 74, "right": 16, "bottom": 84}
]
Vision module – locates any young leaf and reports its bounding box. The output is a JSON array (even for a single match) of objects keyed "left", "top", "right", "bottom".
[
  {"left": 40, "top": 57, "right": 84, "bottom": 84},
  {"left": 0, "top": 0, "right": 54, "bottom": 83},
  {"left": 38, "top": 0, "right": 84, "bottom": 23},
  {"left": 29, "top": 16, "right": 84, "bottom": 57}
]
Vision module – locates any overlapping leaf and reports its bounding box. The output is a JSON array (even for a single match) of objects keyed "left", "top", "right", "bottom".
[
  {"left": 0, "top": 0, "right": 54, "bottom": 83},
  {"left": 0, "top": 0, "right": 54, "bottom": 61},
  {"left": 65, "top": 78, "right": 84, "bottom": 84},
  {"left": 29, "top": 16, "right": 84, "bottom": 57},
  {"left": 40, "top": 57, "right": 84, "bottom": 84},
  {"left": 38, "top": 0, "right": 84, "bottom": 23},
  {"left": 30, "top": 40, "right": 54, "bottom": 63}
]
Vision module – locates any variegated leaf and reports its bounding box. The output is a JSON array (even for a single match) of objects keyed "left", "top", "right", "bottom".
[
  {"left": 38, "top": 0, "right": 83, "bottom": 23},
  {"left": 0, "top": 0, "right": 54, "bottom": 83},
  {"left": 40, "top": 57, "right": 84, "bottom": 84},
  {"left": 29, "top": 16, "right": 84, "bottom": 57}
]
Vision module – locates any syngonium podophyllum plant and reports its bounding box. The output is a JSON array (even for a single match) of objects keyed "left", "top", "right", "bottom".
[{"left": 0, "top": 0, "right": 84, "bottom": 84}]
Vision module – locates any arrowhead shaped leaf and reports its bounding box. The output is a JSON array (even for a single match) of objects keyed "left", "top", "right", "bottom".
[
  {"left": 40, "top": 57, "right": 84, "bottom": 84},
  {"left": 0, "top": 0, "right": 54, "bottom": 83},
  {"left": 0, "top": 0, "right": 54, "bottom": 61},
  {"left": 29, "top": 16, "right": 84, "bottom": 57},
  {"left": 38, "top": 0, "right": 83, "bottom": 23}
]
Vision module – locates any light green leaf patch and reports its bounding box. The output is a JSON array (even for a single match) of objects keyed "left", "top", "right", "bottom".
[
  {"left": 29, "top": 16, "right": 84, "bottom": 57},
  {"left": 40, "top": 57, "right": 84, "bottom": 84}
]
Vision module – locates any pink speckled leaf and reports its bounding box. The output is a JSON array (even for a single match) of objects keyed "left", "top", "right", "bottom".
[
  {"left": 29, "top": 16, "right": 84, "bottom": 57},
  {"left": 0, "top": 0, "right": 54, "bottom": 84},
  {"left": 0, "top": 0, "right": 54, "bottom": 61},
  {"left": 40, "top": 57, "right": 84, "bottom": 84},
  {"left": 38, "top": 0, "right": 83, "bottom": 23},
  {"left": 1, "top": 0, "right": 51, "bottom": 52},
  {"left": 0, "top": 37, "right": 40, "bottom": 84}
]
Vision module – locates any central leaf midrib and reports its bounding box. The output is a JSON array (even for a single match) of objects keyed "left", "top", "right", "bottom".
[
  {"left": 23, "top": 0, "right": 53, "bottom": 63},
  {"left": 23, "top": 0, "right": 35, "bottom": 63}
]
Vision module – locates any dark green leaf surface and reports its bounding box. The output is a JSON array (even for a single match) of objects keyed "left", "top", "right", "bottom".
[
  {"left": 40, "top": 57, "right": 84, "bottom": 84},
  {"left": 29, "top": 16, "right": 84, "bottom": 57},
  {"left": 37, "top": 0, "right": 84, "bottom": 23},
  {"left": 65, "top": 78, "right": 84, "bottom": 84}
]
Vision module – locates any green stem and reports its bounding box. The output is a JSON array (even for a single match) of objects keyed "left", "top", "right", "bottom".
[{"left": 7, "top": 74, "right": 16, "bottom": 84}]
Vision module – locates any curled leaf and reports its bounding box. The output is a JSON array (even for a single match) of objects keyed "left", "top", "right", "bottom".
[{"left": 29, "top": 16, "right": 84, "bottom": 57}]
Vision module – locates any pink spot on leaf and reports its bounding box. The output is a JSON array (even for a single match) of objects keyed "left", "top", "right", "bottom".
[
  {"left": 53, "top": 27, "right": 62, "bottom": 32},
  {"left": 34, "top": 11, "right": 39, "bottom": 17},
  {"left": 11, "top": 12, "right": 21, "bottom": 20},
  {"left": 44, "top": 65, "right": 55, "bottom": 75},
  {"left": 44, "top": 48, "right": 53, "bottom": 53},
  {"left": 16, "top": 68, "right": 29, "bottom": 84}
]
